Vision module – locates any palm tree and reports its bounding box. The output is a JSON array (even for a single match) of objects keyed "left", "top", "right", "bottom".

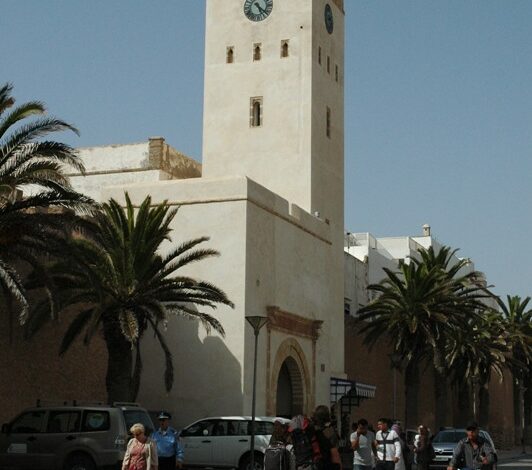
[
  {"left": 357, "top": 245, "right": 488, "bottom": 428},
  {"left": 0, "top": 83, "right": 94, "bottom": 328},
  {"left": 26, "top": 193, "right": 234, "bottom": 402},
  {"left": 446, "top": 308, "right": 508, "bottom": 426},
  {"left": 415, "top": 246, "right": 493, "bottom": 428},
  {"left": 497, "top": 295, "right": 532, "bottom": 442}
]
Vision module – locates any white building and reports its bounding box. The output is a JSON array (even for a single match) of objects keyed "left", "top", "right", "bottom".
[
  {"left": 70, "top": 0, "right": 346, "bottom": 426},
  {"left": 344, "top": 225, "right": 490, "bottom": 316}
]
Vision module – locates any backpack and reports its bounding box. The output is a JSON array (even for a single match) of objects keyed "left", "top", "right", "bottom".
[
  {"left": 264, "top": 445, "right": 290, "bottom": 470},
  {"left": 290, "top": 416, "right": 323, "bottom": 466}
]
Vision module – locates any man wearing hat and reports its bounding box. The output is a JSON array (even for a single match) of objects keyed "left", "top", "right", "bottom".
[
  {"left": 151, "top": 411, "right": 185, "bottom": 470},
  {"left": 447, "top": 422, "right": 495, "bottom": 470}
]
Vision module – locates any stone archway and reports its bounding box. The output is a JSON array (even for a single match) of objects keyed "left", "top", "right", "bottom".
[{"left": 268, "top": 338, "right": 313, "bottom": 416}]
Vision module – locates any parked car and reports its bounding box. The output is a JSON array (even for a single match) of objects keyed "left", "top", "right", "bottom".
[
  {"left": 180, "top": 416, "right": 289, "bottom": 470},
  {"left": 430, "top": 428, "right": 497, "bottom": 469},
  {"left": 0, "top": 401, "right": 154, "bottom": 470}
]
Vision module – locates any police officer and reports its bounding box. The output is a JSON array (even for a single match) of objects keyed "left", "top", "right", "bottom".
[{"left": 151, "top": 412, "right": 184, "bottom": 470}]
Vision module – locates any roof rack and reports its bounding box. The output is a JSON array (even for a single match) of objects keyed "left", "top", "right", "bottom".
[
  {"left": 36, "top": 399, "right": 106, "bottom": 407},
  {"left": 112, "top": 402, "right": 141, "bottom": 407}
]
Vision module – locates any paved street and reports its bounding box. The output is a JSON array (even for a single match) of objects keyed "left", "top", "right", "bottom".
[{"left": 498, "top": 456, "right": 532, "bottom": 467}]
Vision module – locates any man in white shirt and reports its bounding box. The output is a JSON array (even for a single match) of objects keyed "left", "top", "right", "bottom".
[
  {"left": 351, "top": 418, "right": 376, "bottom": 470},
  {"left": 373, "top": 418, "right": 401, "bottom": 470}
]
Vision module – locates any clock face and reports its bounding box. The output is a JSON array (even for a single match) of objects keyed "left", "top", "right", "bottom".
[
  {"left": 243, "top": 0, "right": 273, "bottom": 22},
  {"left": 324, "top": 4, "right": 334, "bottom": 34}
]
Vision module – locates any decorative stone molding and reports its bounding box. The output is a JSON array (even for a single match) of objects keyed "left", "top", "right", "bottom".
[
  {"left": 265, "top": 307, "right": 322, "bottom": 415},
  {"left": 266, "top": 306, "right": 323, "bottom": 340},
  {"left": 267, "top": 337, "right": 314, "bottom": 415}
]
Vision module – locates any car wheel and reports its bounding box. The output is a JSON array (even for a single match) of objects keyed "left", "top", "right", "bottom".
[
  {"left": 64, "top": 453, "right": 96, "bottom": 470},
  {"left": 239, "top": 452, "right": 264, "bottom": 470}
]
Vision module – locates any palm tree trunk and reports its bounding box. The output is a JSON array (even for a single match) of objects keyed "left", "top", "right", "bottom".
[
  {"left": 478, "top": 384, "right": 490, "bottom": 428},
  {"left": 433, "top": 368, "right": 448, "bottom": 430},
  {"left": 404, "top": 361, "right": 420, "bottom": 429},
  {"left": 455, "top": 382, "right": 473, "bottom": 427},
  {"left": 104, "top": 323, "right": 134, "bottom": 402}
]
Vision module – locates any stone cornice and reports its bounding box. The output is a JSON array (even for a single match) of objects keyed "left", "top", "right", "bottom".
[{"left": 267, "top": 306, "right": 323, "bottom": 341}]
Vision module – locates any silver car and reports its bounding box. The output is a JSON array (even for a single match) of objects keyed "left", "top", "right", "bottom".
[
  {"left": 430, "top": 428, "right": 497, "bottom": 469},
  {"left": 0, "top": 402, "right": 154, "bottom": 470}
]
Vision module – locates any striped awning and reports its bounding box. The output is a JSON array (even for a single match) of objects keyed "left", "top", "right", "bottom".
[{"left": 329, "top": 377, "right": 376, "bottom": 405}]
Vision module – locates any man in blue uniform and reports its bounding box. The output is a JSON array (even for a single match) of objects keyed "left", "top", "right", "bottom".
[{"left": 151, "top": 411, "right": 185, "bottom": 470}]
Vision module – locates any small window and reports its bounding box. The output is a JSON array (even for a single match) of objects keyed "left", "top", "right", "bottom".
[
  {"left": 10, "top": 411, "right": 46, "bottom": 434},
  {"left": 335, "top": 65, "right": 339, "bottom": 82},
  {"left": 226, "top": 46, "right": 234, "bottom": 64},
  {"left": 250, "top": 97, "right": 263, "bottom": 127},
  {"left": 47, "top": 411, "right": 81, "bottom": 433},
  {"left": 326, "top": 107, "right": 331, "bottom": 138},
  {"left": 81, "top": 410, "right": 110, "bottom": 432},
  {"left": 327, "top": 56, "right": 330, "bottom": 74},
  {"left": 253, "top": 43, "right": 262, "bottom": 61},
  {"left": 181, "top": 420, "right": 216, "bottom": 437},
  {"left": 318, "top": 47, "right": 322, "bottom": 65},
  {"left": 281, "top": 40, "right": 289, "bottom": 58}
]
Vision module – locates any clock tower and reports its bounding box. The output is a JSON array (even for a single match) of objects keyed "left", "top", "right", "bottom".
[{"left": 202, "top": 0, "right": 344, "bottom": 233}]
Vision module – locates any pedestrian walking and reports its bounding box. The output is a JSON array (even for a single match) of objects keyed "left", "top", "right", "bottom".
[
  {"left": 447, "top": 422, "right": 495, "bottom": 470},
  {"left": 151, "top": 412, "right": 184, "bottom": 470},
  {"left": 312, "top": 405, "right": 343, "bottom": 470},
  {"left": 350, "top": 418, "right": 376, "bottom": 470},
  {"left": 391, "top": 424, "right": 406, "bottom": 470},
  {"left": 413, "top": 425, "right": 433, "bottom": 470},
  {"left": 122, "top": 423, "right": 158, "bottom": 470},
  {"left": 373, "top": 418, "right": 401, "bottom": 470}
]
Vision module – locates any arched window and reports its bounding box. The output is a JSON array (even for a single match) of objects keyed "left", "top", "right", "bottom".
[
  {"left": 281, "top": 40, "right": 289, "bottom": 58},
  {"left": 226, "top": 47, "right": 234, "bottom": 64},
  {"left": 253, "top": 43, "right": 262, "bottom": 61},
  {"left": 250, "top": 97, "right": 263, "bottom": 127}
]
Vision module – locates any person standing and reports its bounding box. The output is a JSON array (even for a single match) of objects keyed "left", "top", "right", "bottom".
[
  {"left": 373, "top": 418, "right": 401, "bottom": 470},
  {"left": 151, "top": 412, "right": 184, "bottom": 470},
  {"left": 413, "top": 425, "right": 432, "bottom": 470},
  {"left": 351, "top": 418, "right": 376, "bottom": 470},
  {"left": 447, "top": 422, "right": 495, "bottom": 470},
  {"left": 312, "top": 405, "right": 343, "bottom": 470},
  {"left": 122, "top": 423, "right": 158, "bottom": 470}
]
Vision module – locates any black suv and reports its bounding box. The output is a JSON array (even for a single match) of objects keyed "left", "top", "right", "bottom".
[{"left": 0, "top": 401, "right": 154, "bottom": 470}]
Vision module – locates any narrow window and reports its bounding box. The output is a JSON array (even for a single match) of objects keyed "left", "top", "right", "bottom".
[
  {"left": 226, "top": 47, "right": 234, "bottom": 64},
  {"left": 318, "top": 47, "right": 322, "bottom": 65},
  {"left": 335, "top": 65, "right": 339, "bottom": 82},
  {"left": 253, "top": 43, "right": 262, "bottom": 61},
  {"left": 281, "top": 40, "right": 289, "bottom": 58},
  {"left": 327, "top": 56, "right": 330, "bottom": 74},
  {"left": 326, "top": 106, "right": 331, "bottom": 138},
  {"left": 250, "top": 97, "right": 263, "bottom": 127}
]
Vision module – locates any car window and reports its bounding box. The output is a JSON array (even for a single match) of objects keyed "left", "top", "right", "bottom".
[
  {"left": 182, "top": 420, "right": 216, "bottom": 437},
  {"left": 212, "top": 421, "right": 227, "bottom": 436},
  {"left": 82, "top": 411, "right": 110, "bottom": 432},
  {"left": 251, "top": 421, "right": 274, "bottom": 435},
  {"left": 433, "top": 430, "right": 463, "bottom": 443},
  {"left": 11, "top": 411, "right": 46, "bottom": 434},
  {"left": 47, "top": 411, "right": 81, "bottom": 433},
  {"left": 123, "top": 410, "right": 153, "bottom": 436},
  {"left": 236, "top": 420, "right": 249, "bottom": 436}
]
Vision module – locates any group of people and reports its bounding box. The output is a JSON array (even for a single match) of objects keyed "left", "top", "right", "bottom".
[
  {"left": 122, "top": 412, "right": 184, "bottom": 470},
  {"left": 350, "top": 418, "right": 433, "bottom": 470},
  {"left": 350, "top": 418, "right": 496, "bottom": 470}
]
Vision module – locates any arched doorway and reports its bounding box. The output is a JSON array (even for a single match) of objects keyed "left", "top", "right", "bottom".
[{"left": 276, "top": 356, "right": 304, "bottom": 418}]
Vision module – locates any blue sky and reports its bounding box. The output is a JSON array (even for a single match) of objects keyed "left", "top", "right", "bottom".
[{"left": 4, "top": 1, "right": 532, "bottom": 298}]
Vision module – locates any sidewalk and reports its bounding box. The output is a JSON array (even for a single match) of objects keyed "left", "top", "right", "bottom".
[{"left": 497, "top": 446, "right": 532, "bottom": 461}]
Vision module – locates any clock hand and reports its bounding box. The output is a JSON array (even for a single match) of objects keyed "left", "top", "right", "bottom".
[{"left": 254, "top": 1, "right": 266, "bottom": 15}]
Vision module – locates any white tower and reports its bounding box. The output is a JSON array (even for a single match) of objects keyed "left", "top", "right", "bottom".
[{"left": 202, "top": 0, "right": 344, "bottom": 230}]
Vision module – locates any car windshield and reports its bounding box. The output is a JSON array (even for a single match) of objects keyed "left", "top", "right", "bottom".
[{"left": 433, "top": 430, "right": 466, "bottom": 443}]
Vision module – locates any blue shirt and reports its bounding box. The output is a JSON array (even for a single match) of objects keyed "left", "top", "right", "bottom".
[{"left": 151, "top": 427, "right": 185, "bottom": 462}]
